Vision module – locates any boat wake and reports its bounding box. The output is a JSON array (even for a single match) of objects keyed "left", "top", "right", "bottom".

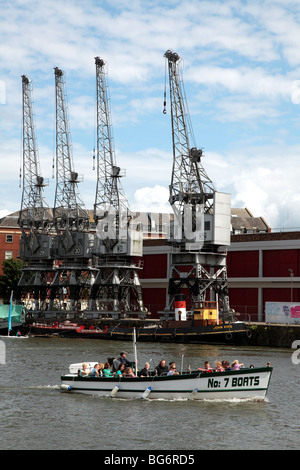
[
  {"left": 29, "top": 384, "right": 60, "bottom": 391},
  {"left": 66, "top": 393, "right": 268, "bottom": 404}
]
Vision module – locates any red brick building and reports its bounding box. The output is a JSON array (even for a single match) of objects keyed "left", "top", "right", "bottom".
[{"left": 0, "top": 212, "right": 22, "bottom": 274}]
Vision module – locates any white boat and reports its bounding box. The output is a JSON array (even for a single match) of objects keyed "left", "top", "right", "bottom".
[{"left": 60, "top": 364, "right": 273, "bottom": 401}]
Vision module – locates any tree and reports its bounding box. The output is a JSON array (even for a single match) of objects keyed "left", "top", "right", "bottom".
[{"left": 0, "top": 258, "right": 24, "bottom": 303}]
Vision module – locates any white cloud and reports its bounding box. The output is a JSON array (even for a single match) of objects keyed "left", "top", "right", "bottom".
[
  {"left": 205, "top": 145, "right": 300, "bottom": 229},
  {"left": 131, "top": 185, "right": 170, "bottom": 213},
  {"left": 187, "top": 65, "right": 292, "bottom": 103},
  {"left": 0, "top": 209, "right": 11, "bottom": 219}
]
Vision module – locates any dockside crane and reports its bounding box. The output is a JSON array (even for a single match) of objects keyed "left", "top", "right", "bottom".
[
  {"left": 16, "top": 75, "right": 54, "bottom": 311},
  {"left": 163, "top": 50, "right": 233, "bottom": 321},
  {"left": 89, "top": 57, "right": 146, "bottom": 319},
  {"left": 49, "top": 67, "right": 93, "bottom": 313}
]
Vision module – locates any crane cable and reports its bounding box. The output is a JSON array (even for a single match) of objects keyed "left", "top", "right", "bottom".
[{"left": 163, "top": 57, "right": 167, "bottom": 114}]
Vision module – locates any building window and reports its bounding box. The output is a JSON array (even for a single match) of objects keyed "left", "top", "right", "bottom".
[
  {"left": 5, "top": 251, "right": 13, "bottom": 260},
  {"left": 6, "top": 234, "right": 13, "bottom": 243}
]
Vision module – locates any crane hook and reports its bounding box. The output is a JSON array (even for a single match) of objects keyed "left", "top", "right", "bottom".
[
  {"left": 163, "top": 90, "right": 167, "bottom": 114},
  {"left": 92, "top": 148, "right": 95, "bottom": 170},
  {"left": 163, "top": 57, "right": 168, "bottom": 114}
]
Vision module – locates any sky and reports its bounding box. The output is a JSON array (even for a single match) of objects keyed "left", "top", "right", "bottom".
[{"left": 1, "top": 0, "right": 300, "bottom": 229}]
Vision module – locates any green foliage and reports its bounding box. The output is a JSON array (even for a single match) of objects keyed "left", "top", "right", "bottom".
[{"left": 0, "top": 258, "right": 23, "bottom": 303}]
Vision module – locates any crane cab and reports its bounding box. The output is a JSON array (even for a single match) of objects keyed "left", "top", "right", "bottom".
[{"left": 193, "top": 301, "right": 219, "bottom": 326}]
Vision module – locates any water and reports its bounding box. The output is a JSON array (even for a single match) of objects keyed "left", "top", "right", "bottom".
[{"left": 0, "top": 337, "right": 299, "bottom": 451}]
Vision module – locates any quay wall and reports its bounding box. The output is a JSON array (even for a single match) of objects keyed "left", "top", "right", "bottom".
[{"left": 247, "top": 323, "right": 300, "bottom": 348}]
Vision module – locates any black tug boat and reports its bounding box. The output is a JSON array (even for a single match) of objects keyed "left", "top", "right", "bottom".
[{"left": 28, "top": 296, "right": 251, "bottom": 345}]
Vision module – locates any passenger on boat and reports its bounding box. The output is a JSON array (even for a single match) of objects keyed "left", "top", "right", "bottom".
[
  {"left": 112, "top": 352, "right": 132, "bottom": 372},
  {"left": 215, "top": 361, "right": 224, "bottom": 372},
  {"left": 79, "top": 363, "right": 89, "bottom": 377},
  {"left": 231, "top": 360, "right": 244, "bottom": 370},
  {"left": 124, "top": 367, "right": 136, "bottom": 377},
  {"left": 198, "top": 361, "right": 212, "bottom": 372},
  {"left": 115, "top": 363, "right": 126, "bottom": 377},
  {"left": 167, "top": 362, "right": 179, "bottom": 376},
  {"left": 222, "top": 361, "right": 232, "bottom": 371},
  {"left": 89, "top": 363, "right": 101, "bottom": 377},
  {"left": 138, "top": 362, "right": 150, "bottom": 377},
  {"left": 107, "top": 357, "right": 116, "bottom": 372},
  {"left": 155, "top": 359, "right": 169, "bottom": 376},
  {"left": 103, "top": 362, "right": 113, "bottom": 377},
  {"left": 98, "top": 363, "right": 105, "bottom": 376}
]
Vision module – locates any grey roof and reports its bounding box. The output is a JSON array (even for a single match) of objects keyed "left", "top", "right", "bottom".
[
  {"left": 231, "top": 208, "right": 269, "bottom": 233},
  {"left": 0, "top": 208, "right": 270, "bottom": 233}
]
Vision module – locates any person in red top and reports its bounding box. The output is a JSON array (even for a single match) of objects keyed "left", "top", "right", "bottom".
[{"left": 198, "top": 361, "right": 212, "bottom": 372}]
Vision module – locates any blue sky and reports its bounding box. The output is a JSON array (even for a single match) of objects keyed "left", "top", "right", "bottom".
[{"left": 1, "top": 0, "right": 300, "bottom": 229}]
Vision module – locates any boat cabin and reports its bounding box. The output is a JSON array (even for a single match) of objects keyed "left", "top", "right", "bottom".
[{"left": 193, "top": 301, "right": 218, "bottom": 326}]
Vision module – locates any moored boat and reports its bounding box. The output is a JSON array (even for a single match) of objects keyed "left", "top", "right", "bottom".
[
  {"left": 57, "top": 321, "right": 249, "bottom": 345},
  {"left": 29, "top": 302, "right": 251, "bottom": 345},
  {"left": 0, "top": 294, "right": 27, "bottom": 336},
  {"left": 60, "top": 364, "right": 272, "bottom": 401}
]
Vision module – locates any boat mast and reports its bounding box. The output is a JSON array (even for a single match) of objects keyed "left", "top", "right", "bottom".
[{"left": 7, "top": 291, "right": 13, "bottom": 336}]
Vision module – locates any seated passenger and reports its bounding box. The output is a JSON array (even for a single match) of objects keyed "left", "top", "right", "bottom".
[
  {"left": 79, "top": 363, "right": 89, "bottom": 377},
  {"left": 155, "top": 359, "right": 169, "bottom": 376},
  {"left": 198, "top": 361, "right": 212, "bottom": 372},
  {"left": 124, "top": 367, "right": 136, "bottom": 377},
  {"left": 215, "top": 361, "right": 224, "bottom": 372},
  {"left": 139, "top": 362, "right": 150, "bottom": 377},
  {"left": 98, "top": 363, "right": 105, "bottom": 376},
  {"left": 115, "top": 362, "right": 126, "bottom": 377},
  {"left": 103, "top": 362, "right": 113, "bottom": 377},
  {"left": 222, "top": 360, "right": 232, "bottom": 371},
  {"left": 231, "top": 359, "right": 244, "bottom": 370},
  {"left": 89, "top": 363, "right": 100, "bottom": 377},
  {"left": 167, "top": 362, "right": 179, "bottom": 375}
]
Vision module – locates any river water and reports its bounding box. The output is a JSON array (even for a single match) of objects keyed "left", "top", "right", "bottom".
[{"left": 0, "top": 336, "right": 299, "bottom": 452}]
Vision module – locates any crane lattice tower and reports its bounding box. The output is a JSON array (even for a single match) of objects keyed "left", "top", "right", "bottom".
[{"left": 163, "top": 50, "right": 233, "bottom": 320}]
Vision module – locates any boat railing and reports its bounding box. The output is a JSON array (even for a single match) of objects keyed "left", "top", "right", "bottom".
[{"left": 33, "top": 322, "right": 78, "bottom": 329}]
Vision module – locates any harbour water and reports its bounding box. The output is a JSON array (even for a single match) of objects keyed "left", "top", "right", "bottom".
[{"left": 0, "top": 336, "right": 299, "bottom": 451}]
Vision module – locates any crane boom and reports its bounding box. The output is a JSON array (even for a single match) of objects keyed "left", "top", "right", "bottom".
[
  {"left": 93, "top": 57, "right": 130, "bottom": 253},
  {"left": 19, "top": 75, "right": 53, "bottom": 256},
  {"left": 53, "top": 67, "right": 90, "bottom": 236},
  {"left": 94, "top": 57, "right": 129, "bottom": 223},
  {"left": 164, "top": 50, "right": 215, "bottom": 239}
]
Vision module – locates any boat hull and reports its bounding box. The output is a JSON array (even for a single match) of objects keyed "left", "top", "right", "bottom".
[
  {"left": 0, "top": 320, "right": 26, "bottom": 336},
  {"left": 60, "top": 367, "right": 272, "bottom": 401}
]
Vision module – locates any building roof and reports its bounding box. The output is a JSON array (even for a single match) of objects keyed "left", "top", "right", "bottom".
[
  {"left": 0, "top": 211, "right": 20, "bottom": 229},
  {"left": 231, "top": 208, "right": 270, "bottom": 233},
  {"left": 0, "top": 207, "right": 270, "bottom": 235}
]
